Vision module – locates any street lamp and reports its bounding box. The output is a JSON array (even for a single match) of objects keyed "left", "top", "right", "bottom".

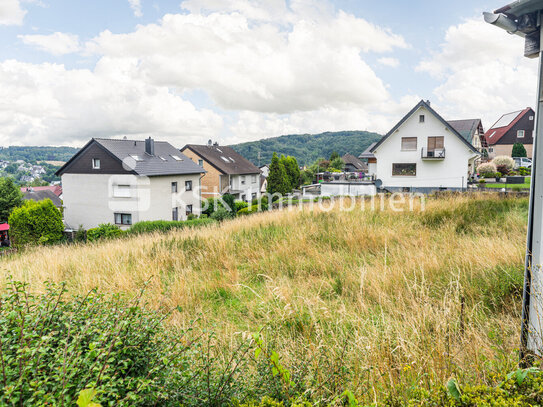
[{"left": 485, "top": 0, "right": 543, "bottom": 364}]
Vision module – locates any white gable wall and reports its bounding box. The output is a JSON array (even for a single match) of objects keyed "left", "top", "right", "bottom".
[{"left": 374, "top": 106, "right": 477, "bottom": 190}]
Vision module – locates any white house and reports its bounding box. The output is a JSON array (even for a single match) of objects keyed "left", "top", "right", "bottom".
[
  {"left": 56, "top": 137, "right": 205, "bottom": 230},
  {"left": 370, "top": 100, "right": 480, "bottom": 193}
]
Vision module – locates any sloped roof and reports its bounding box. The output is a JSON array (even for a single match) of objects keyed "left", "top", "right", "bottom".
[
  {"left": 23, "top": 189, "right": 62, "bottom": 208},
  {"left": 182, "top": 144, "right": 260, "bottom": 175},
  {"left": 342, "top": 153, "right": 368, "bottom": 170},
  {"left": 447, "top": 119, "right": 483, "bottom": 143},
  {"left": 359, "top": 143, "right": 376, "bottom": 159},
  {"left": 484, "top": 108, "right": 533, "bottom": 145},
  {"left": 20, "top": 185, "right": 62, "bottom": 197},
  {"left": 370, "top": 100, "right": 479, "bottom": 154},
  {"left": 57, "top": 138, "right": 205, "bottom": 177}
]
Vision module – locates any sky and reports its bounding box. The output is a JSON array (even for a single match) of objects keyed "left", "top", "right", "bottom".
[{"left": 0, "top": 0, "right": 538, "bottom": 147}]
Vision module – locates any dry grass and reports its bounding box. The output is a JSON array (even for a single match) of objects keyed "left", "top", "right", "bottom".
[{"left": 0, "top": 194, "right": 528, "bottom": 402}]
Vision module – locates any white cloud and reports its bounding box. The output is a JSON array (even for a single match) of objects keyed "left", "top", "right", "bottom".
[
  {"left": 86, "top": 3, "right": 408, "bottom": 114},
  {"left": 0, "top": 0, "right": 411, "bottom": 146},
  {"left": 19, "top": 32, "right": 81, "bottom": 55},
  {"left": 0, "top": 59, "right": 223, "bottom": 146},
  {"left": 377, "top": 57, "right": 399, "bottom": 68},
  {"left": 417, "top": 18, "right": 538, "bottom": 125},
  {"left": 0, "top": 0, "right": 26, "bottom": 25},
  {"left": 128, "top": 0, "right": 142, "bottom": 17}
]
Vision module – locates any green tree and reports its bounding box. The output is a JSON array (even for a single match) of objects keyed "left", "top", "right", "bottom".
[
  {"left": 512, "top": 143, "right": 527, "bottom": 158},
  {"left": 280, "top": 155, "right": 301, "bottom": 190},
  {"left": 330, "top": 151, "right": 340, "bottom": 161},
  {"left": 8, "top": 199, "right": 64, "bottom": 247},
  {"left": 329, "top": 157, "right": 345, "bottom": 171},
  {"left": 0, "top": 177, "right": 23, "bottom": 223},
  {"left": 267, "top": 152, "right": 290, "bottom": 195}
]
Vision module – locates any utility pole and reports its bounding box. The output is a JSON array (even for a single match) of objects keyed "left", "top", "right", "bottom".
[{"left": 485, "top": 0, "right": 543, "bottom": 363}]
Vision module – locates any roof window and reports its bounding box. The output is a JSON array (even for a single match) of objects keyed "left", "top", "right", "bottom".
[
  {"left": 170, "top": 155, "right": 183, "bottom": 161},
  {"left": 130, "top": 155, "right": 144, "bottom": 161}
]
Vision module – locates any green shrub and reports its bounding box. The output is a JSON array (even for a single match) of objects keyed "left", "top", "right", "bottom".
[
  {"left": 519, "top": 167, "right": 531, "bottom": 176},
  {"left": 238, "top": 204, "right": 260, "bottom": 215},
  {"left": 127, "top": 218, "right": 215, "bottom": 235},
  {"left": 211, "top": 207, "right": 233, "bottom": 221},
  {"left": 236, "top": 200, "right": 249, "bottom": 212},
  {"left": 86, "top": 223, "right": 123, "bottom": 242},
  {"left": 0, "top": 177, "right": 23, "bottom": 223},
  {"left": 187, "top": 213, "right": 197, "bottom": 220},
  {"left": 8, "top": 199, "right": 64, "bottom": 247}
]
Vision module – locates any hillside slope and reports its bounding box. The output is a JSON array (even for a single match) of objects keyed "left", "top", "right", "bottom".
[
  {"left": 229, "top": 130, "right": 382, "bottom": 165},
  {"left": 0, "top": 146, "right": 78, "bottom": 163},
  {"left": 0, "top": 195, "right": 527, "bottom": 404}
]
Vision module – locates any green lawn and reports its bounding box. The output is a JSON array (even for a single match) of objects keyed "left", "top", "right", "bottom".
[{"left": 485, "top": 176, "right": 531, "bottom": 189}]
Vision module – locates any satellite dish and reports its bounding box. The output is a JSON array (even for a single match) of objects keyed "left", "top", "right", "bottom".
[{"left": 375, "top": 179, "right": 383, "bottom": 188}]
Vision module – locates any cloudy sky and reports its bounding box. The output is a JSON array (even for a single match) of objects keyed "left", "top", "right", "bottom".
[{"left": 0, "top": 0, "right": 537, "bottom": 147}]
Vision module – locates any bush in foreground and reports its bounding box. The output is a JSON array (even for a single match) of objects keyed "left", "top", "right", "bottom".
[
  {"left": 477, "top": 162, "right": 497, "bottom": 178},
  {"left": 87, "top": 223, "right": 124, "bottom": 242}
]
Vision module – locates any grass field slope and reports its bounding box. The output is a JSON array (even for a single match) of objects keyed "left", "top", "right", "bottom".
[
  {"left": 0, "top": 194, "right": 530, "bottom": 405},
  {"left": 229, "top": 130, "right": 382, "bottom": 166}
]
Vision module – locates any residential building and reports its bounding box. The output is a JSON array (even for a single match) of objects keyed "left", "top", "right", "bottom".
[
  {"left": 484, "top": 107, "right": 535, "bottom": 158},
  {"left": 342, "top": 153, "right": 368, "bottom": 173},
  {"left": 181, "top": 142, "right": 261, "bottom": 201},
  {"left": 20, "top": 185, "right": 62, "bottom": 199},
  {"left": 22, "top": 188, "right": 63, "bottom": 210},
  {"left": 447, "top": 119, "right": 487, "bottom": 152},
  {"left": 259, "top": 164, "right": 269, "bottom": 178},
  {"left": 359, "top": 143, "right": 377, "bottom": 177},
  {"left": 369, "top": 100, "right": 480, "bottom": 193},
  {"left": 56, "top": 137, "right": 204, "bottom": 230}
]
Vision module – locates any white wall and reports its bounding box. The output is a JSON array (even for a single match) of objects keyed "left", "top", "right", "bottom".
[
  {"left": 319, "top": 183, "right": 376, "bottom": 196},
  {"left": 62, "top": 173, "right": 202, "bottom": 230},
  {"left": 374, "top": 106, "right": 478, "bottom": 190},
  {"left": 230, "top": 173, "right": 261, "bottom": 201}
]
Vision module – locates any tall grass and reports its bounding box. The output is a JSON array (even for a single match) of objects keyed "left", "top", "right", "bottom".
[{"left": 0, "top": 194, "right": 529, "bottom": 403}]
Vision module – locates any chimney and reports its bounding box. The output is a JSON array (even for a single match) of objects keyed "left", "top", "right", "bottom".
[
  {"left": 426, "top": 100, "right": 431, "bottom": 106},
  {"left": 208, "top": 139, "right": 212, "bottom": 147},
  {"left": 213, "top": 141, "right": 219, "bottom": 147},
  {"left": 145, "top": 137, "right": 155, "bottom": 156}
]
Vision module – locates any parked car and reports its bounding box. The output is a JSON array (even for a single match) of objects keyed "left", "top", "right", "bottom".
[{"left": 513, "top": 157, "right": 532, "bottom": 169}]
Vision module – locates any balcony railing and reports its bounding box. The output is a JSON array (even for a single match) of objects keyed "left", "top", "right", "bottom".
[{"left": 421, "top": 148, "right": 445, "bottom": 159}]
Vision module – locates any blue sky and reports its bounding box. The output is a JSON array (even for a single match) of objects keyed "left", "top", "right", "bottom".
[{"left": 0, "top": 0, "right": 536, "bottom": 147}]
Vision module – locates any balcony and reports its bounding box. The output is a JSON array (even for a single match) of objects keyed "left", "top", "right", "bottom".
[{"left": 421, "top": 148, "right": 445, "bottom": 160}]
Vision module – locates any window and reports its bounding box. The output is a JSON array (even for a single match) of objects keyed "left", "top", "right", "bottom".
[
  {"left": 129, "top": 155, "right": 144, "bottom": 161},
  {"left": 392, "top": 163, "right": 416, "bottom": 176},
  {"left": 427, "top": 136, "right": 444, "bottom": 150},
  {"left": 114, "top": 213, "right": 132, "bottom": 225},
  {"left": 113, "top": 184, "right": 131, "bottom": 198},
  {"left": 518, "top": 130, "right": 525, "bottom": 138},
  {"left": 171, "top": 182, "right": 177, "bottom": 193},
  {"left": 252, "top": 192, "right": 257, "bottom": 200},
  {"left": 186, "top": 205, "right": 193, "bottom": 216},
  {"left": 489, "top": 147, "right": 494, "bottom": 153},
  {"left": 158, "top": 156, "right": 167, "bottom": 161},
  {"left": 220, "top": 156, "right": 230, "bottom": 162},
  {"left": 172, "top": 207, "right": 178, "bottom": 221},
  {"left": 170, "top": 155, "right": 183, "bottom": 161},
  {"left": 92, "top": 158, "right": 100, "bottom": 169},
  {"left": 252, "top": 175, "right": 257, "bottom": 183},
  {"left": 401, "top": 137, "right": 417, "bottom": 151},
  {"left": 530, "top": 116, "right": 534, "bottom": 121},
  {"left": 198, "top": 159, "right": 204, "bottom": 167},
  {"left": 185, "top": 180, "right": 192, "bottom": 191},
  {"left": 419, "top": 115, "right": 425, "bottom": 123},
  {"left": 241, "top": 176, "right": 246, "bottom": 185}
]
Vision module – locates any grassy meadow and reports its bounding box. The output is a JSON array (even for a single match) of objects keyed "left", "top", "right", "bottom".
[{"left": 0, "top": 194, "right": 530, "bottom": 404}]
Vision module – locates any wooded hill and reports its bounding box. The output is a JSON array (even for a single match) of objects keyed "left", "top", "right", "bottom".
[{"left": 229, "top": 130, "right": 382, "bottom": 166}]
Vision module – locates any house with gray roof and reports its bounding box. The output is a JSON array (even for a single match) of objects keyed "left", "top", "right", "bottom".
[
  {"left": 56, "top": 137, "right": 205, "bottom": 230},
  {"left": 22, "top": 188, "right": 63, "bottom": 210},
  {"left": 181, "top": 142, "right": 261, "bottom": 201},
  {"left": 447, "top": 119, "right": 487, "bottom": 153}
]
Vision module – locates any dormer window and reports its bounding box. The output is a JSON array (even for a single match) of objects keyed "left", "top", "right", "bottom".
[
  {"left": 92, "top": 158, "right": 100, "bottom": 169},
  {"left": 419, "top": 115, "right": 425, "bottom": 123}
]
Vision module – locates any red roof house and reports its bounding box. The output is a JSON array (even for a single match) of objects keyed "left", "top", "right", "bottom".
[
  {"left": 484, "top": 107, "right": 535, "bottom": 158},
  {"left": 20, "top": 185, "right": 62, "bottom": 197}
]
